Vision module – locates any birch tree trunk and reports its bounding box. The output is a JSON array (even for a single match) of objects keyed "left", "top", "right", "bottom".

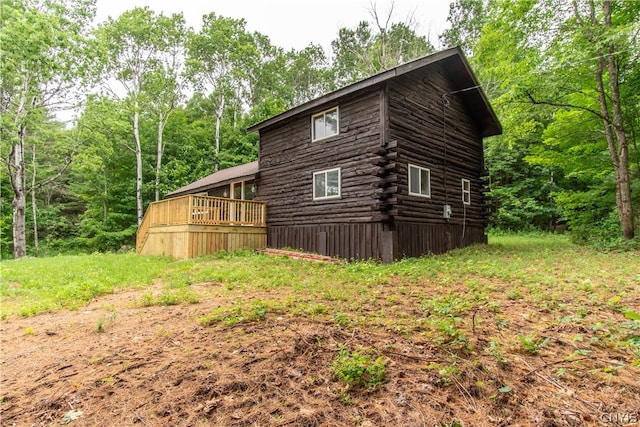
[
  {"left": 155, "top": 119, "right": 164, "bottom": 202},
  {"left": 31, "top": 144, "right": 39, "bottom": 257},
  {"left": 11, "top": 127, "right": 27, "bottom": 259},
  {"left": 214, "top": 93, "right": 225, "bottom": 171},
  {"left": 134, "top": 104, "right": 144, "bottom": 225}
]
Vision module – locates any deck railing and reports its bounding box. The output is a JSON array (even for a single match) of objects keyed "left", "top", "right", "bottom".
[{"left": 136, "top": 195, "right": 266, "bottom": 252}]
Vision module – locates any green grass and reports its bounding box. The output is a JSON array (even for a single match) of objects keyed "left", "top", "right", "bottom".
[
  {"left": 0, "top": 253, "right": 176, "bottom": 317},
  {"left": 2, "top": 235, "right": 638, "bottom": 330}
]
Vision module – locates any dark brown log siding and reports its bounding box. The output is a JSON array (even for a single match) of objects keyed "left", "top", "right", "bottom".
[
  {"left": 388, "top": 66, "right": 486, "bottom": 232},
  {"left": 257, "top": 88, "right": 382, "bottom": 228},
  {"left": 257, "top": 59, "right": 490, "bottom": 260}
]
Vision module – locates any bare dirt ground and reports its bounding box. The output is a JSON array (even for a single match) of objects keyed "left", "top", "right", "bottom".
[{"left": 1, "top": 280, "right": 639, "bottom": 427}]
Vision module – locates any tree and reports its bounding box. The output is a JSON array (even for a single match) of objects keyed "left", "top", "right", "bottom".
[
  {"left": 95, "top": 7, "right": 185, "bottom": 223},
  {"left": 186, "top": 13, "right": 258, "bottom": 170},
  {"left": 472, "top": 0, "right": 638, "bottom": 242},
  {"left": 331, "top": 3, "right": 434, "bottom": 87},
  {"left": 1, "top": 0, "right": 95, "bottom": 259},
  {"left": 248, "top": 39, "right": 331, "bottom": 109},
  {"left": 439, "top": 0, "right": 490, "bottom": 57},
  {"left": 141, "top": 14, "right": 187, "bottom": 201},
  {"left": 71, "top": 96, "right": 138, "bottom": 251},
  {"left": 521, "top": 0, "right": 637, "bottom": 240}
]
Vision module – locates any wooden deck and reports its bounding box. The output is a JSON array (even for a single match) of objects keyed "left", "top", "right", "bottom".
[{"left": 137, "top": 195, "right": 266, "bottom": 259}]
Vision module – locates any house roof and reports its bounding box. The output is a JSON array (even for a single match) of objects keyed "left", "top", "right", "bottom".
[
  {"left": 165, "top": 160, "right": 259, "bottom": 199},
  {"left": 247, "top": 46, "right": 501, "bottom": 138}
]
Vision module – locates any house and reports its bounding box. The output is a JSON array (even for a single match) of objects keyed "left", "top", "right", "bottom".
[{"left": 137, "top": 47, "right": 501, "bottom": 261}]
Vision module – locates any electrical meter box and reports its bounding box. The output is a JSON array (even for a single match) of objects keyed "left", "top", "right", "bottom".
[{"left": 443, "top": 204, "right": 452, "bottom": 219}]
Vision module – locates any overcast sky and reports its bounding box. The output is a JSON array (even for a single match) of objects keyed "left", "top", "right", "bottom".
[{"left": 94, "top": 0, "right": 452, "bottom": 53}]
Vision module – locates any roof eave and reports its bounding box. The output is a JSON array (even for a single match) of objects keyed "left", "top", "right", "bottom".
[{"left": 165, "top": 172, "right": 257, "bottom": 199}]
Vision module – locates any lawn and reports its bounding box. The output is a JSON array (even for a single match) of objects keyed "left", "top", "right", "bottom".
[{"left": 1, "top": 234, "right": 639, "bottom": 426}]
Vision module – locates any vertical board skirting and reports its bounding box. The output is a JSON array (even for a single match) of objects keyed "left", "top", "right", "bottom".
[
  {"left": 395, "top": 222, "right": 487, "bottom": 258},
  {"left": 268, "top": 223, "right": 384, "bottom": 261},
  {"left": 268, "top": 222, "right": 485, "bottom": 261}
]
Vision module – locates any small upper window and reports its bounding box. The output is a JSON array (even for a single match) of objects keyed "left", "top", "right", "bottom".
[
  {"left": 462, "top": 179, "right": 471, "bottom": 205},
  {"left": 313, "top": 168, "right": 341, "bottom": 200},
  {"left": 312, "top": 107, "right": 339, "bottom": 141},
  {"left": 408, "top": 164, "right": 431, "bottom": 198}
]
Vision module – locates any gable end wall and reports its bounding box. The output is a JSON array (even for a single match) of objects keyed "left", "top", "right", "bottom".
[{"left": 388, "top": 66, "right": 488, "bottom": 256}]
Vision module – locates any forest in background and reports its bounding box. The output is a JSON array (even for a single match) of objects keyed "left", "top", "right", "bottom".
[{"left": 1, "top": 0, "right": 639, "bottom": 259}]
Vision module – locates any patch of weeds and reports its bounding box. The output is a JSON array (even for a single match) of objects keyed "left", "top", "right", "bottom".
[
  {"left": 138, "top": 292, "right": 155, "bottom": 307},
  {"left": 505, "top": 288, "right": 523, "bottom": 300},
  {"left": 485, "top": 340, "right": 507, "bottom": 363},
  {"left": 331, "top": 346, "right": 386, "bottom": 389},
  {"left": 495, "top": 318, "right": 509, "bottom": 329},
  {"left": 606, "top": 296, "right": 626, "bottom": 313},
  {"left": 437, "top": 364, "right": 461, "bottom": 385},
  {"left": 24, "top": 327, "right": 34, "bottom": 335},
  {"left": 199, "top": 300, "right": 270, "bottom": 327},
  {"left": 323, "top": 289, "right": 349, "bottom": 302},
  {"left": 100, "top": 376, "right": 116, "bottom": 384},
  {"left": 518, "top": 334, "right": 551, "bottom": 355},
  {"left": 157, "top": 327, "right": 174, "bottom": 337},
  {"left": 621, "top": 313, "right": 640, "bottom": 349},
  {"left": 95, "top": 311, "right": 117, "bottom": 333},
  {"left": 157, "top": 288, "right": 200, "bottom": 306},
  {"left": 421, "top": 295, "right": 471, "bottom": 347},
  {"left": 200, "top": 305, "right": 244, "bottom": 326},
  {"left": 486, "top": 300, "right": 503, "bottom": 313},
  {"left": 88, "top": 356, "right": 104, "bottom": 365},
  {"left": 308, "top": 303, "right": 328, "bottom": 315},
  {"left": 339, "top": 390, "right": 356, "bottom": 405},
  {"left": 422, "top": 294, "right": 472, "bottom": 317},
  {"left": 251, "top": 301, "right": 268, "bottom": 321},
  {"left": 333, "top": 312, "right": 351, "bottom": 329},
  {"left": 436, "top": 317, "right": 468, "bottom": 346},
  {"left": 137, "top": 288, "right": 200, "bottom": 307},
  {"left": 595, "top": 365, "right": 625, "bottom": 379}
]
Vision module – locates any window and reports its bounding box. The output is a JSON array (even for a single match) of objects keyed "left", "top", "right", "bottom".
[
  {"left": 408, "top": 164, "right": 431, "bottom": 198},
  {"left": 230, "top": 181, "right": 255, "bottom": 200},
  {"left": 312, "top": 107, "right": 339, "bottom": 141},
  {"left": 232, "top": 182, "right": 242, "bottom": 200},
  {"left": 313, "top": 168, "right": 341, "bottom": 200},
  {"left": 462, "top": 179, "right": 471, "bottom": 205}
]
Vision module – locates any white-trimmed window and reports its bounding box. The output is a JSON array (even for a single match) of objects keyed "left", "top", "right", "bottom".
[
  {"left": 311, "top": 107, "right": 339, "bottom": 141},
  {"left": 313, "top": 168, "right": 341, "bottom": 200},
  {"left": 408, "top": 164, "right": 431, "bottom": 198},
  {"left": 462, "top": 179, "right": 471, "bottom": 205}
]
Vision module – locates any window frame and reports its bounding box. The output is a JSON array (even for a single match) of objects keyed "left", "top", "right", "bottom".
[
  {"left": 461, "top": 178, "right": 471, "bottom": 205},
  {"left": 311, "top": 107, "right": 339, "bottom": 142},
  {"left": 408, "top": 164, "right": 431, "bottom": 198},
  {"left": 313, "top": 167, "right": 341, "bottom": 201}
]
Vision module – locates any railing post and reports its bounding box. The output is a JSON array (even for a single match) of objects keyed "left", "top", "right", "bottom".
[
  {"left": 188, "top": 195, "right": 193, "bottom": 224},
  {"left": 165, "top": 200, "right": 169, "bottom": 225}
]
